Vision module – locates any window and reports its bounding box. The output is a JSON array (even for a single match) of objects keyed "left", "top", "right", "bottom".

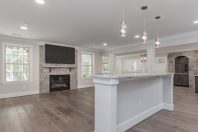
[
  {"left": 127, "top": 59, "right": 142, "bottom": 73},
  {"left": 102, "top": 56, "right": 109, "bottom": 73},
  {"left": 5, "top": 45, "right": 30, "bottom": 82},
  {"left": 81, "top": 53, "right": 93, "bottom": 78}
]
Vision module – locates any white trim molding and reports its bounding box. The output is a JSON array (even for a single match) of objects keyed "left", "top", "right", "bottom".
[
  {"left": 0, "top": 90, "right": 39, "bottom": 99},
  {"left": 117, "top": 103, "right": 174, "bottom": 132},
  {"left": 1, "top": 42, "right": 33, "bottom": 84},
  {"left": 163, "top": 103, "right": 174, "bottom": 111},
  {"left": 117, "top": 104, "right": 163, "bottom": 132},
  {"left": 78, "top": 84, "right": 94, "bottom": 89}
]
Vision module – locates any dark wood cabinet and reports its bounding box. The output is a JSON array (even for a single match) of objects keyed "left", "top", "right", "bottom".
[{"left": 174, "top": 74, "right": 189, "bottom": 87}]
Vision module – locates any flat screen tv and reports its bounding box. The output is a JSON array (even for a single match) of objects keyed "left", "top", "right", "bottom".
[{"left": 45, "top": 44, "right": 75, "bottom": 64}]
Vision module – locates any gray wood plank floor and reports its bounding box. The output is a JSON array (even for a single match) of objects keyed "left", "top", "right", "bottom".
[{"left": 0, "top": 86, "right": 198, "bottom": 132}]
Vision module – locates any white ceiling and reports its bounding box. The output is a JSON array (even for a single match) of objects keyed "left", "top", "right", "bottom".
[{"left": 0, "top": 0, "right": 198, "bottom": 49}]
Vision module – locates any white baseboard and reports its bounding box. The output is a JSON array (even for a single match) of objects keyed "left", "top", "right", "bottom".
[
  {"left": 0, "top": 90, "right": 39, "bottom": 99},
  {"left": 117, "top": 104, "right": 163, "bottom": 132},
  {"left": 117, "top": 103, "right": 174, "bottom": 132},
  {"left": 163, "top": 103, "right": 174, "bottom": 111},
  {"left": 78, "top": 85, "right": 94, "bottom": 89}
]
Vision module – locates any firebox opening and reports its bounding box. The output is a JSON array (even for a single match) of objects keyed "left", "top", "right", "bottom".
[{"left": 50, "top": 75, "right": 70, "bottom": 92}]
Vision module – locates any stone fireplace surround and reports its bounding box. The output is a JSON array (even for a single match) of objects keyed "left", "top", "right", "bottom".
[
  {"left": 39, "top": 45, "right": 77, "bottom": 93},
  {"left": 168, "top": 50, "right": 198, "bottom": 89}
]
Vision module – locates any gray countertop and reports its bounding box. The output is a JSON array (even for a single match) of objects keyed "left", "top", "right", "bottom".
[{"left": 93, "top": 73, "right": 173, "bottom": 79}]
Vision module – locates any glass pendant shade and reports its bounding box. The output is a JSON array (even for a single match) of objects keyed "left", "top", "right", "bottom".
[
  {"left": 155, "top": 16, "right": 161, "bottom": 48},
  {"left": 140, "top": 54, "right": 147, "bottom": 62},
  {"left": 120, "top": 8, "right": 127, "bottom": 38},
  {"left": 141, "top": 6, "right": 148, "bottom": 43},
  {"left": 155, "top": 38, "right": 160, "bottom": 48},
  {"left": 120, "top": 21, "right": 127, "bottom": 37},
  {"left": 141, "top": 31, "right": 147, "bottom": 43},
  {"left": 120, "top": 28, "right": 126, "bottom": 37},
  {"left": 121, "top": 21, "right": 127, "bottom": 29}
]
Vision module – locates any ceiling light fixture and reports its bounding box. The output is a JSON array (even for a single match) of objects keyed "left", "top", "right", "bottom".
[
  {"left": 134, "top": 35, "right": 140, "bottom": 39},
  {"left": 155, "top": 16, "right": 161, "bottom": 48},
  {"left": 140, "top": 6, "right": 148, "bottom": 44},
  {"left": 193, "top": 20, "right": 198, "bottom": 24},
  {"left": 35, "top": 0, "right": 45, "bottom": 5},
  {"left": 103, "top": 43, "right": 108, "bottom": 46},
  {"left": 20, "top": 24, "right": 28, "bottom": 30},
  {"left": 120, "top": 9, "right": 127, "bottom": 37},
  {"left": 140, "top": 54, "right": 147, "bottom": 62}
]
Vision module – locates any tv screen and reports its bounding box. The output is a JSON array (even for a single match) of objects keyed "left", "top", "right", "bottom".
[{"left": 45, "top": 44, "right": 75, "bottom": 64}]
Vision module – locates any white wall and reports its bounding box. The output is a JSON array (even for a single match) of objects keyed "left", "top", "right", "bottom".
[
  {"left": 77, "top": 48, "right": 102, "bottom": 88},
  {"left": 115, "top": 54, "right": 145, "bottom": 74},
  {"left": 156, "top": 42, "right": 198, "bottom": 57},
  {"left": 102, "top": 31, "right": 198, "bottom": 74},
  {"left": 0, "top": 36, "right": 40, "bottom": 99},
  {"left": 105, "top": 31, "right": 198, "bottom": 55},
  {"left": 104, "top": 49, "right": 167, "bottom": 74},
  {"left": 0, "top": 35, "right": 102, "bottom": 98},
  {"left": 39, "top": 42, "right": 102, "bottom": 89}
]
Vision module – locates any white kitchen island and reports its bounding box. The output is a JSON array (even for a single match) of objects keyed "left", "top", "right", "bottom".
[{"left": 93, "top": 73, "right": 174, "bottom": 132}]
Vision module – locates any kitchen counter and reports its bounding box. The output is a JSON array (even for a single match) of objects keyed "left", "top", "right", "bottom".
[
  {"left": 93, "top": 73, "right": 174, "bottom": 132},
  {"left": 94, "top": 73, "right": 173, "bottom": 79}
]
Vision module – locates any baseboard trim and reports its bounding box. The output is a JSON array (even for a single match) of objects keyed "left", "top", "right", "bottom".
[
  {"left": 0, "top": 90, "right": 39, "bottom": 99},
  {"left": 163, "top": 103, "right": 174, "bottom": 111},
  {"left": 117, "top": 104, "right": 163, "bottom": 132},
  {"left": 78, "top": 85, "right": 94, "bottom": 89}
]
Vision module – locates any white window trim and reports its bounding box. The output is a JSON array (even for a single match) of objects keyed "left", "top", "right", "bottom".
[
  {"left": 102, "top": 55, "right": 110, "bottom": 73},
  {"left": 2, "top": 42, "right": 33, "bottom": 84},
  {"left": 80, "top": 51, "right": 95, "bottom": 79}
]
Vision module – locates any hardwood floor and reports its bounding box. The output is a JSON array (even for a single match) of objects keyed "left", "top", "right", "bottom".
[
  {"left": 0, "top": 88, "right": 94, "bottom": 132},
  {"left": 127, "top": 87, "right": 198, "bottom": 132},
  {"left": 0, "top": 86, "right": 198, "bottom": 132}
]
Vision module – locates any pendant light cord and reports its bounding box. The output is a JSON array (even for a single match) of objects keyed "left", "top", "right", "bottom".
[
  {"left": 122, "top": 8, "right": 125, "bottom": 22},
  {"left": 155, "top": 16, "right": 160, "bottom": 39},
  {"left": 143, "top": 11, "right": 146, "bottom": 32},
  {"left": 156, "top": 20, "right": 159, "bottom": 38}
]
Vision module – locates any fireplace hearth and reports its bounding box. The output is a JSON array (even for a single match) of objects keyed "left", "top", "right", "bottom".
[{"left": 50, "top": 75, "right": 70, "bottom": 92}]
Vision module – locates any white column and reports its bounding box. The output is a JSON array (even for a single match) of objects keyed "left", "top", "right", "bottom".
[
  {"left": 94, "top": 78, "right": 119, "bottom": 132},
  {"left": 162, "top": 76, "right": 174, "bottom": 111},
  {"left": 109, "top": 54, "right": 116, "bottom": 73},
  {"left": 147, "top": 48, "right": 156, "bottom": 73}
]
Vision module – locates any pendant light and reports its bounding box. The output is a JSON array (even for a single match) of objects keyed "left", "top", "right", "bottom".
[
  {"left": 141, "top": 6, "right": 148, "bottom": 43},
  {"left": 155, "top": 16, "right": 161, "bottom": 48},
  {"left": 140, "top": 54, "right": 147, "bottom": 62},
  {"left": 120, "top": 9, "right": 127, "bottom": 37}
]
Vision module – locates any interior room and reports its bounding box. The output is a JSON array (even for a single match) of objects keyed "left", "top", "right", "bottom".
[{"left": 0, "top": 0, "right": 198, "bottom": 132}]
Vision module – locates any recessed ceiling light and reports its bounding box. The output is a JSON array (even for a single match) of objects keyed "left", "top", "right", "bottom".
[
  {"left": 103, "top": 43, "right": 108, "bottom": 46},
  {"left": 20, "top": 24, "right": 28, "bottom": 30},
  {"left": 134, "top": 35, "right": 140, "bottom": 39},
  {"left": 193, "top": 20, "right": 198, "bottom": 24},
  {"left": 35, "top": 0, "right": 45, "bottom": 5}
]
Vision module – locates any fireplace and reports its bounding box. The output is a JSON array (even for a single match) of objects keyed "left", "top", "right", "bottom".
[{"left": 50, "top": 75, "right": 70, "bottom": 92}]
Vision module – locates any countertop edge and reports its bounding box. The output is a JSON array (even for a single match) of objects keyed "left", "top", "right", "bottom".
[{"left": 93, "top": 73, "right": 174, "bottom": 79}]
